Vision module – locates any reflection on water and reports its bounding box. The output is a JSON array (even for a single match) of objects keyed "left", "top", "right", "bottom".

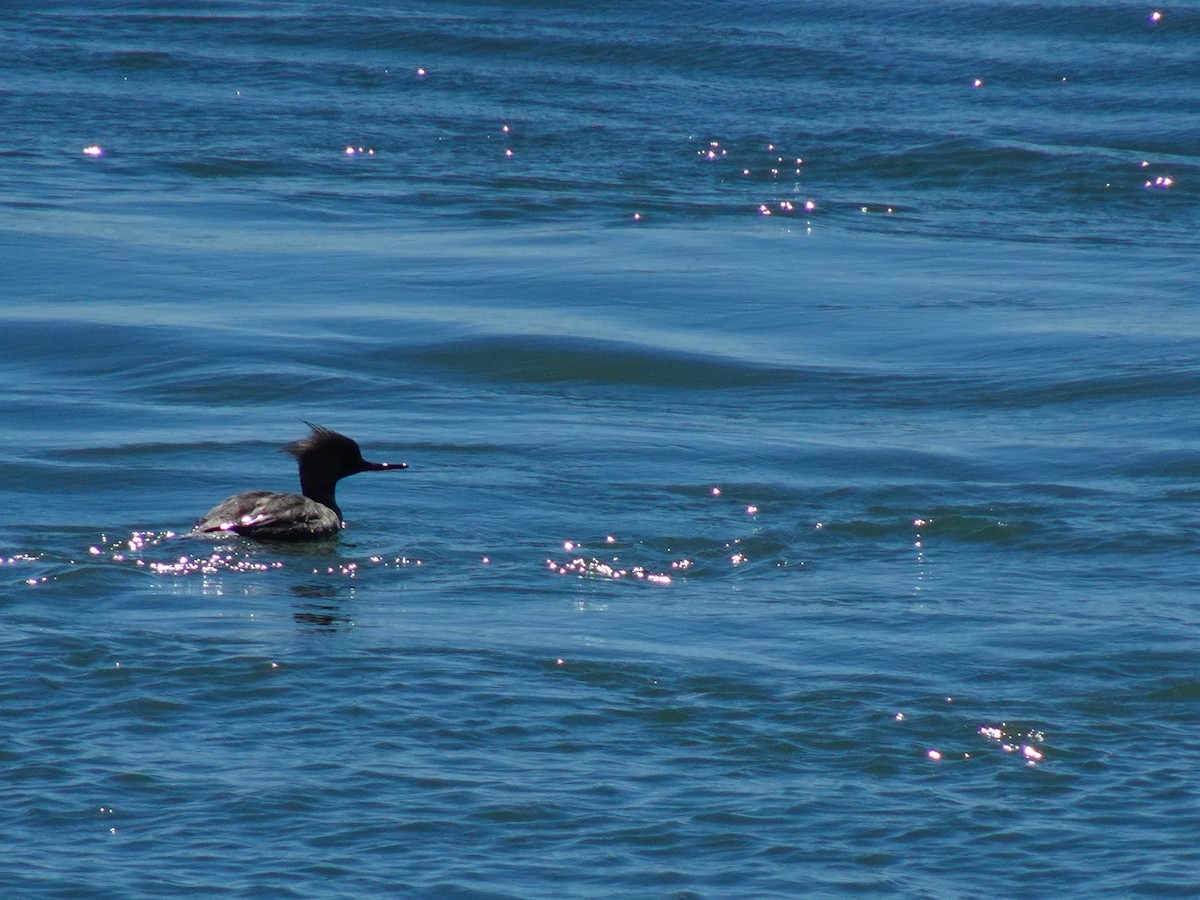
[{"left": 290, "top": 581, "right": 354, "bottom": 631}]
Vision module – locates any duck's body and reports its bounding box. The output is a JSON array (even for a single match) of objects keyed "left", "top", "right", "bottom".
[
  {"left": 192, "top": 424, "right": 406, "bottom": 541},
  {"left": 194, "top": 490, "right": 344, "bottom": 540}
]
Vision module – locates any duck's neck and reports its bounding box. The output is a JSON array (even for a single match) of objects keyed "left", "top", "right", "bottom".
[{"left": 298, "top": 464, "right": 342, "bottom": 520}]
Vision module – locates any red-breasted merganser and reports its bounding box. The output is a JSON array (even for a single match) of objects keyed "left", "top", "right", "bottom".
[{"left": 192, "top": 423, "right": 407, "bottom": 540}]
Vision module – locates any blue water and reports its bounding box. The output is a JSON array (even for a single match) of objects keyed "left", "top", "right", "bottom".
[{"left": 3, "top": 2, "right": 1200, "bottom": 896}]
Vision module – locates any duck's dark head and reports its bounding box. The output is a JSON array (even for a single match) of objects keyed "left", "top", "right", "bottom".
[
  {"left": 287, "top": 423, "right": 406, "bottom": 479},
  {"left": 286, "top": 423, "right": 407, "bottom": 514}
]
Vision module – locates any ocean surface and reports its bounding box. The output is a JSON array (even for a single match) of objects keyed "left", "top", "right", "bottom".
[{"left": 3, "top": 1, "right": 1199, "bottom": 896}]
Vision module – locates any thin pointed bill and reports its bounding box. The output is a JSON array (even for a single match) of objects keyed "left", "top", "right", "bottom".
[{"left": 362, "top": 461, "right": 408, "bottom": 471}]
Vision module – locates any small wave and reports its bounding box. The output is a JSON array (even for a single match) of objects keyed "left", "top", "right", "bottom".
[
  {"left": 864, "top": 137, "right": 1059, "bottom": 181},
  {"left": 170, "top": 158, "right": 297, "bottom": 179},
  {"left": 407, "top": 334, "right": 793, "bottom": 390},
  {"left": 108, "top": 51, "right": 179, "bottom": 71},
  {"left": 147, "top": 366, "right": 362, "bottom": 404},
  {"left": 971, "top": 368, "right": 1200, "bottom": 409},
  {"left": 815, "top": 508, "right": 1041, "bottom": 549}
]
